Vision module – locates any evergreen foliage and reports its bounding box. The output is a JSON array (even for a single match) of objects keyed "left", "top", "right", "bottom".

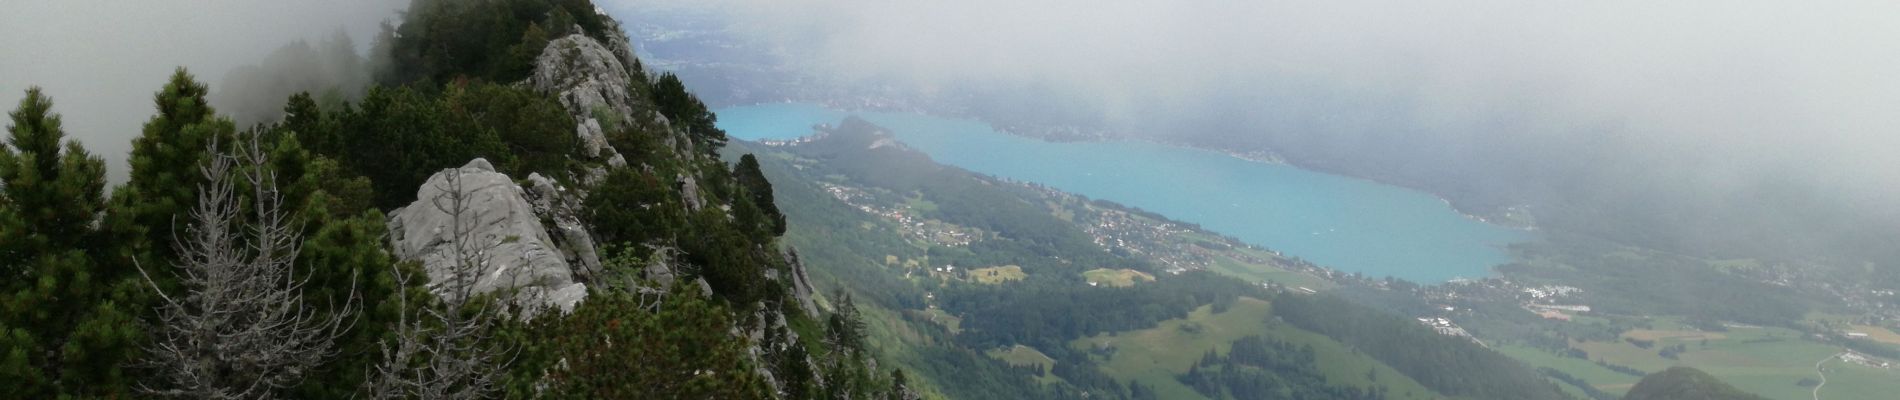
[
  {"left": 384, "top": 0, "right": 612, "bottom": 85},
  {"left": 936, "top": 272, "right": 1258, "bottom": 351},
  {"left": 0, "top": 87, "right": 146, "bottom": 398},
  {"left": 585, "top": 167, "right": 685, "bottom": 248},
  {"left": 650, "top": 72, "right": 726, "bottom": 155},
  {"left": 520, "top": 290, "right": 774, "bottom": 399},
  {"left": 734, "top": 153, "right": 787, "bottom": 237},
  {"left": 110, "top": 69, "right": 237, "bottom": 261},
  {"left": 329, "top": 84, "right": 512, "bottom": 207},
  {"left": 289, "top": 82, "right": 579, "bottom": 209}
]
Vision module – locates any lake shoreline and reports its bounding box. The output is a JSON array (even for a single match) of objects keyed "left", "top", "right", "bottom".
[
  {"left": 717, "top": 102, "right": 1529, "bottom": 283},
  {"left": 724, "top": 101, "right": 1540, "bottom": 233}
]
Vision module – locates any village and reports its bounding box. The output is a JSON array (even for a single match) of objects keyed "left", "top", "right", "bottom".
[{"left": 818, "top": 182, "right": 980, "bottom": 247}]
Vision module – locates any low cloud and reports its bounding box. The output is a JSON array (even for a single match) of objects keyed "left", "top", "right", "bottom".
[
  {"left": 610, "top": 0, "right": 1900, "bottom": 198},
  {"left": 607, "top": 0, "right": 1900, "bottom": 257},
  {"left": 0, "top": 0, "right": 406, "bottom": 180}
]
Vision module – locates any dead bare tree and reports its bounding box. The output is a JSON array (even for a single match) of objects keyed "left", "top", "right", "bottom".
[
  {"left": 136, "top": 131, "right": 357, "bottom": 399},
  {"left": 366, "top": 167, "right": 514, "bottom": 400}
]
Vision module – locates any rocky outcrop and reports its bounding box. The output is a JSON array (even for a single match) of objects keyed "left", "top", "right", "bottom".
[
  {"left": 785, "top": 248, "right": 821, "bottom": 316},
  {"left": 528, "top": 31, "right": 714, "bottom": 216},
  {"left": 524, "top": 173, "right": 602, "bottom": 282},
  {"left": 531, "top": 33, "right": 636, "bottom": 120},
  {"left": 678, "top": 174, "right": 705, "bottom": 211},
  {"left": 387, "top": 159, "right": 586, "bottom": 313},
  {"left": 596, "top": 17, "right": 644, "bottom": 76},
  {"left": 575, "top": 118, "right": 610, "bottom": 159},
  {"left": 530, "top": 33, "right": 634, "bottom": 166}
]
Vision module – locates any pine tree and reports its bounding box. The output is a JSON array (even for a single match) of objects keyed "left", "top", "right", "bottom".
[
  {"left": 734, "top": 154, "right": 787, "bottom": 237},
  {"left": 0, "top": 87, "right": 145, "bottom": 398},
  {"left": 508, "top": 22, "right": 552, "bottom": 79},
  {"left": 886, "top": 369, "right": 919, "bottom": 400},
  {"left": 277, "top": 127, "right": 411, "bottom": 398},
  {"left": 137, "top": 129, "right": 355, "bottom": 399},
  {"left": 649, "top": 72, "right": 726, "bottom": 155},
  {"left": 107, "top": 68, "right": 236, "bottom": 262},
  {"left": 281, "top": 92, "right": 337, "bottom": 157},
  {"left": 826, "top": 291, "right": 868, "bottom": 359}
]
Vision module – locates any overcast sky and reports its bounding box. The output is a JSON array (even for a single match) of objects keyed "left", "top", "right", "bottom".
[
  {"left": 606, "top": 0, "right": 1900, "bottom": 209},
  {"left": 3, "top": 0, "right": 1896, "bottom": 209},
  {"left": 0, "top": 0, "right": 405, "bottom": 180}
]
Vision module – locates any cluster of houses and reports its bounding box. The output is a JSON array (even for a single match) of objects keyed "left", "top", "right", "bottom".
[
  {"left": 1840, "top": 351, "right": 1894, "bottom": 369},
  {"left": 1415, "top": 317, "right": 1480, "bottom": 344},
  {"left": 756, "top": 125, "right": 831, "bottom": 147},
  {"left": 1522, "top": 285, "right": 1582, "bottom": 299},
  {"left": 821, "top": 183, "right": 978, "bottom": 247},
  {"left": 1519, "top": 285, "right": 1591, "bottom": 321},
  {"left": 1076, "top": 206, "right": 1213, "bottom": 271}
]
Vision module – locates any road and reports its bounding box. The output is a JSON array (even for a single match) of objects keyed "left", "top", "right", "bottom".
[{"left": 1813, "top": 352, "right": 1844, "bottom": 400}]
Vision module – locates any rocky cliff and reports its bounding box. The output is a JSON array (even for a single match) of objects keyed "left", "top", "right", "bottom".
[{"left": 383, "top": 27, "right": 815, "bottom": 323}]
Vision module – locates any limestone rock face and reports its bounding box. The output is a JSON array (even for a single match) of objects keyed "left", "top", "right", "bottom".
[
  {"left": 679, "top": 174, "right": 705, "bottom": 211},
  {"left": 785, "top": 248, "right": 821, "bottom": 317},
  {"left": 596, "top": 18, "right": 643, "bottom": 75},
  {"left": 525, "top": 173, "right": 603, "bottom": 282},
  {"left": 530, "top": 33, "right": 633, "bottom": 164},
  {"left": 531, "top": 33, "right": 636, "bottom": 119},
  {"left": 575, "top": 118, "right": 610, "bottom": 159},
  {"left": 387, "top": 159, "right": 585, "bottom": 312}
]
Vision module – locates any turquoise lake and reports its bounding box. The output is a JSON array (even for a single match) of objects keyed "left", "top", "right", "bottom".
[{"left": 717, "top": 103, "right": 1527, "bottom": 283}]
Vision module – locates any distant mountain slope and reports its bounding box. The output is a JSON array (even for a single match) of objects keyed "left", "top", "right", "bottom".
[{"left": 1623, "top": 367, "right": 1769, "bottom": 400}]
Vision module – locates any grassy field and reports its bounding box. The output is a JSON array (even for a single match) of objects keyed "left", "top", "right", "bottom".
[
  {"left": 984, "top": 344, "right": 1066, "bottom": 385},
  {"left": 1500, "top": 316, "right": 1900, "bottom": 400},
  {"left": 987, "top": 344, "right": 1057, "bottom": 369},
  {"left": 1203, "top": 252, "right": 1336, "bottom": 290},
  {"left": 910, "top": 307, "right": 962, "bottom": 334},
  {"left": 904, "top": 194, "right": 940, "bottom": 213},
  {"left": 1848, "top": 324, "right": 1900, "bottom": 345},
  {"left": 1069, "top": 297, "right": 1442, "bottom": 400},
  {"left": 1083, "top": 268, "right": 1155, "bottom": 287},
  {"left": 969, "top": 265, "right": 1026, "bottom": 284}
]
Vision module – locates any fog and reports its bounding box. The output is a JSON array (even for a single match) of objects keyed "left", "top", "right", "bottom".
[
  {"left": 609, "top": 0, "right": 1900, "bottom": 259},
  {"left": 0, "top": 0, "right": 406, "bottom": 180}
]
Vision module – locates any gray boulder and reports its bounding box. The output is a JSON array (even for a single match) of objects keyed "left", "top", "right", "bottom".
[{"left": 387, "top": 159, "right": 586, "bottom": 312}]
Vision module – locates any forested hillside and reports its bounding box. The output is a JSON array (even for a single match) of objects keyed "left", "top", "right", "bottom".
[
  {"left": 1622, "top": 367, "right": 1769, "bottom": 400},
  {"left": 0, "top": 0, "right": 912, "bottom": 398}
]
